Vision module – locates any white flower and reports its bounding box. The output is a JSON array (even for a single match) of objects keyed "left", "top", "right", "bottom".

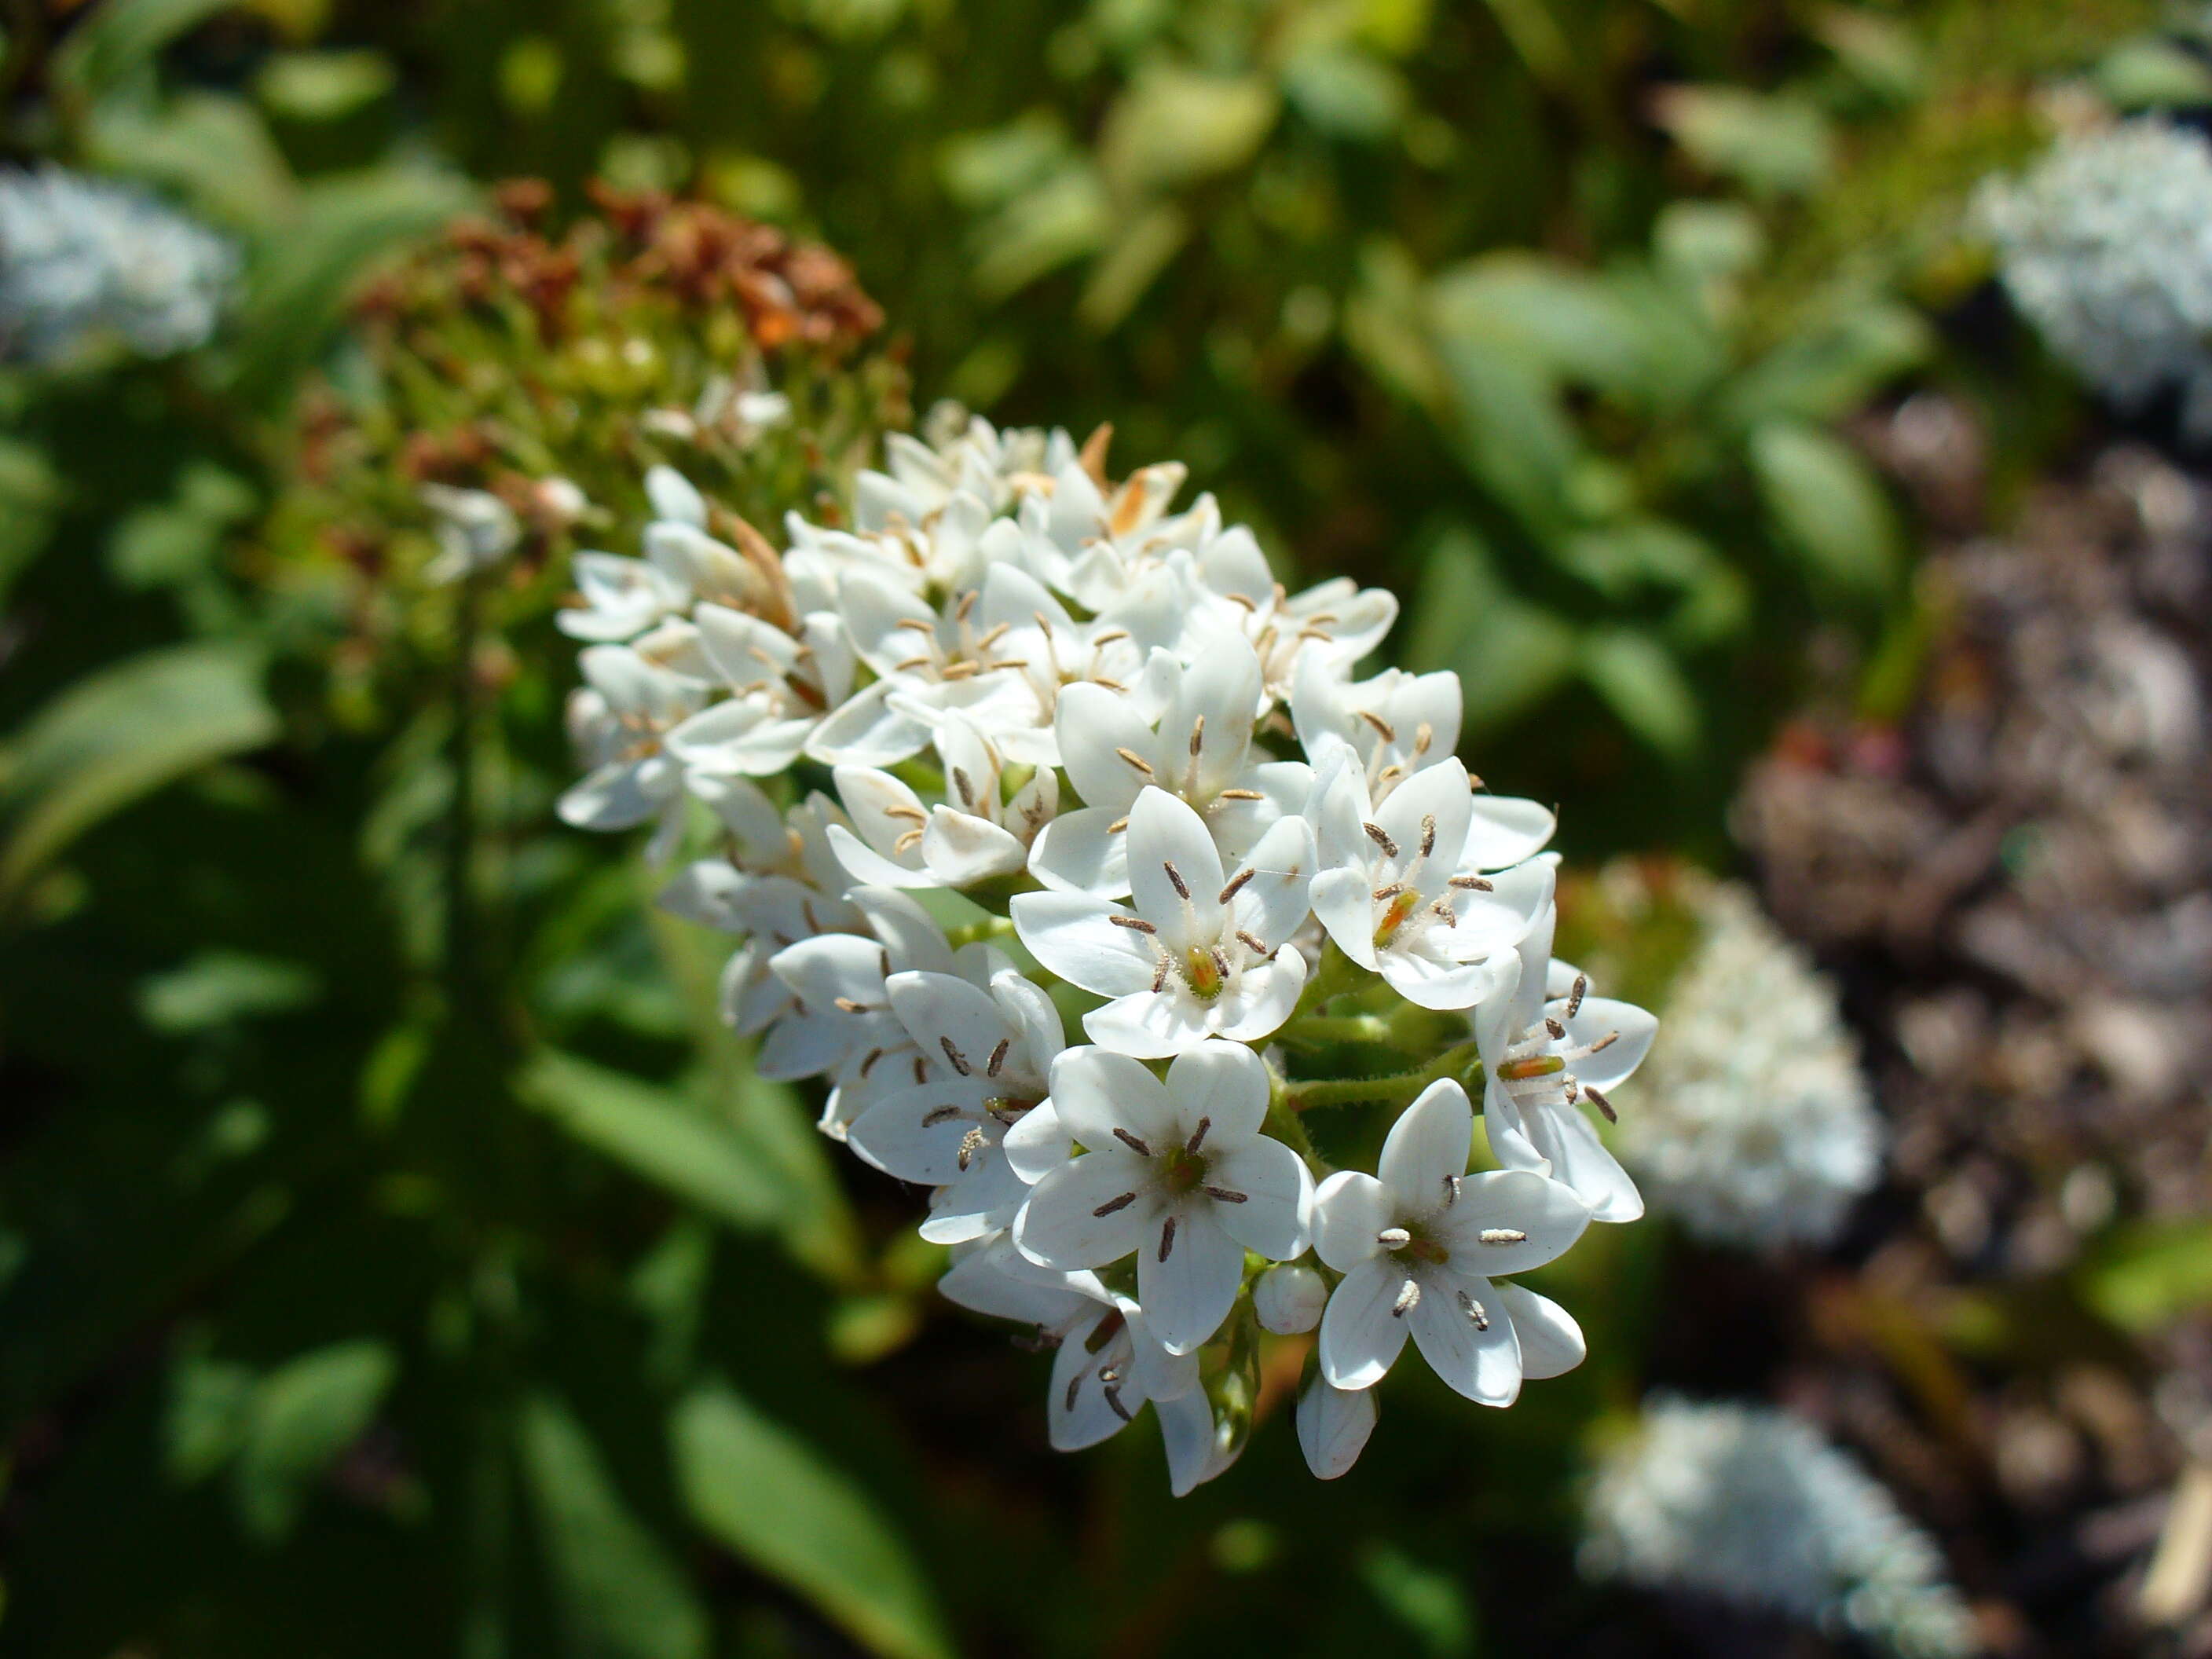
[
  {"left": 1185, "top": 525, "right": 1397, "bottom": 700},
  {"left": 419, "top": 485, "right": 521, "bottom": 585},
  {"left": 1029, "top": 630, "right": 1308, "bottom": 896},
  {"left": 1014, "top": 1042, "right": 1314, "bottom": 1355},
  {"left": 1975, "top": 120, "right": 2212, "bottom": 434},
  {"left": 828, "top": 713, "right": 1056, "bottom": 891},
  {"left": 1621, "top": 882, "right": 1881, "bottom": 1251},
  {"left": 845, "top": 966, "right": 1067, "bottom": 1243},
  {"left": 1024, "top": 455, "right": 1205, "bottom": 609},
  {"left": 1583, "top": 1396, "right": 1976, "bottom": 1659},
  {"left": 1476, "top": 903, "right": 1656, "bottom": 1224},
  {"left": 1309, "top": 757, "right": 1556, "bottom": 1011},
  {"left": 558, "top": 644, "right": 708, "bottom": 855},
  {"left": 664, "top": 603, "right": 852, "bottom": 778},
  {"left": 562, "top": 548, "right": 689, "bottom": 641},
  {"left": 763, "top": 888, "right": 997, "bottom": 1137},
  {"left": 0, "top": 167, "right": 236, "bottom": 363},
  {"left": 1291, "top": 655, "right": 1459, "bottom": 805},
  {"left": 1313, "top": 1079, "right": 1589, "bottom": 1403},
  {"left": 1252, "top": 1262, "right": 1328, "bottom": 1335},
  {"left": 1296, "top": 1370, "right": 1379, "bottom": 1480},
  {"left": 1012, "top": 787, "right": 1316, "bottom": 1056}
]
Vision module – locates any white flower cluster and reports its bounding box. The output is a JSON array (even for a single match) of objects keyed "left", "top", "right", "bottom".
[
  {"left": 555, "top": 413, "right": 1657, "bottom": 1490},
  {"left": 1621, "top": 881, "right": 1881, "bottom": 1251},
  {"left": 1583, "top": 1396, "right": 1976, "bottom": 1659},
  {"left": 0, "top": 167, "right": 238, "bottom": 366},
  {"left": 1974, "top": 120, "right": 2212, "bottom": 436}
]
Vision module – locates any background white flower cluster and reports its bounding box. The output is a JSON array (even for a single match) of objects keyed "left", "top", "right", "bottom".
[{"left": 554, "top": 412, "right": 1659, "bottom": 1491}]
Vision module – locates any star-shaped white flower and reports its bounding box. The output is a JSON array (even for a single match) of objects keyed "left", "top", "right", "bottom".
[
  {"left": 1476, "top": 903, "right": 1657, "bottom": 1224},
  {"left": 1028, "top": 630, "right": 1309, "bottom": 896},
  {"left": 558, "top": 643, "right": 707, "bottom": 855},
  {"left": 1013, "top": 788, "right": 1316, "bottom": 1056},
  {"left": 1308, "top": 756, "right": 1555, "bottom": 1011},
  {"left": 1185, "top": 524, "right": 1397, "bottom": 701},
  {"left": 1314, "top": 1079, "right": 1591, "bottom": 1404},
  {"left": 1015, "top": 1041, "right": 1314, "bottom": 1355},
  {"left": 827, "top": 712, "right": 1057, "bottom": 891},
  {"left": 845, "top": 966, "right": 1069, "bottom": 1243},
  {"left": 662, "top": 602, "right": 853, "bottom": 778}
]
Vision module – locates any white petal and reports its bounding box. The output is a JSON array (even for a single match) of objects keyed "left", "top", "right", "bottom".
[
  {"left": 646, "top": 464, "right": 707, "bottom": 528},
  {"left": 1463, "top": 794, "right": 1556, "bottom": 869},
  {"left": 1210, "top": 951, "right": 1306, "bottom": 1046},
  {"left": 1137, "top": 1204, "right": 1243, "bottom": 1355},
  {"left": 1162, "top": 1039, "right": 1270, "bottom": 1144},
  {"left": 805, "top": 679, "right": 933, "bottom": 767},
  {"left": 1026, "top": 806, "right": 1130, "bottom": 897},
  {"left": 558, "top": 760, "right": 660, "bottom": 831},
  {"left": 1015, "top": 1149, "right": 1154, "bottom": 1268},
  {"left": 884, "top": 971, "right": 1009, "bottom": 1075},
  {"left": 1001, "top": 1099, "right": 1071, "bottom": 1182},
  {"left": 1533, "top": 1104, "right": 1644, "bottom": 1224},
  {"left": 851, "top": 887, "right": 957, "bottom": 976},
  {"left": 1053, "top": 682, "right": 1158, "bottom": 815},
  {"left": 1207, "top": 1136, "right": 1313, "bottom": 1261},
  {"left": 1374, "top": 756, "right": 1473, "bottom": 880},
  {"left": 1313, "top": 1169, "right": 1390, "bottom": 1273},
  {"left": 844, "top": 1079, "right": 988, "bottom": 1185},
  {"left": 1434, "top": 1168, "right": 1593, "bottom": 1271},
  {"left": 1082, "top": 990, "right": 1216, "bottom": 1058},
  {"left": 1309, "top": 866, "right": 1382, "bottom": 971},
  {"left": 1377, "top": 1079, "right": 1474, "bottom": 1213},
  {"left": 825, "top": 822, "right": 935, "bottom": 889},
  {"left": 1010, "top": 892, "right": 1159, "bottom": 996},
  {"left": 1318, "top": 1257, "right": 1412, "bottom": 1390},
  {"left": 1046, "top": 1046, "right": 1179, "bottom": 1151},
  {"left": 1562, "top": 996, "right": 1657, "bottom": 1093},
  {"left": 921, "top": 807, "right": 1028, "bottom": 885},
  {"left": 1126, "top": 788, "right": 1226, "bottom": 947},
  {"left": 1408, "top": 1272, "right": 1522, "bottom": 1406},
  {"left": 1156, "top": 1388, "right": 1239, "bottom": 1497},
  {"left": 833, "top": 765, "right": 929, "bottom": 860},
  {"left": 1379, "top": 951, "right": 1500, "bottom": 1013},
  {"left": 1049, "top": 1309, "right": 1136, "bottom": 1451},
  {"left": 1225, "top": 813, "right": 1318, "bottom": 947},
  {"left": 1296, "top": 1372, "right": 1378, "bottom": 1480},
  {"left": 1495, "top": 1283, "right": 1586, "bottom": 1381}
]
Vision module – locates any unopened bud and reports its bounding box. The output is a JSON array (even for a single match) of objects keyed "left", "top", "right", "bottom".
[{"left": 1252, "top": 1263, "right": 1328, "bottom": 1335}]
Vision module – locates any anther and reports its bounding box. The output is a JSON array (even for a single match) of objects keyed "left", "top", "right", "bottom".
[
  {"left": 1108, "top": 816, "right": 1130, "bottom": 834},
  {"left": 921, "top": 1105, "right": 965, "bottom": 1127},
  {"left": 1444, "top": 1173, "right": 1463, "bottom": 1205},
  {"left": 859, "top": 1048, "right": 884, "bottom": 1077},
  {"left": 1110, "top": 914, "right": 1158, "bottom": 932},
  {"left": 1209, "top": 946, "right": 1232, "bottom": 980},
  {"left": 1566, "top": 974, "right": 1587, "bottom": 1018},
  {"left": 833, "top": 997, "right": 871, "bottom": 1013},
  {"left": 893, "top": 829, "right": 924, "bottom": 855},
  {"left": 1363, "top": 822, "right": 1400, "bottom": 859},
  {"left": 987, "top": 1039, "right": 1010, "bottom": 1079},
  {"left": 884, "top": 804, "right": 927, "bottom": 823},
  {"left": 1372, "top": 881, "right": 1406, "bottom": 903},
  {"left": 1544, "top": 1016, "right": 1566, "bottom": 1041},
  {"left": 1448, "top": 874, "right": 1492, "bottom": 891},
  {"left": 1359, "top": 710, "right": 1397, "bottom": 742},
  {"left": 1163, "top": 861, "right": 1191, "bottom": 901},
  {"left": 1235, "top": 930, "right": 1272, "bottom": 956},
  {"left": 1115, "top": 747, "right": 1154, "bottom": 775},
  {"left": 1113, "top": 1128, "right": 1153, "bottom": 1157},
  {"left": 1216, "top": 788, "right": 1265, "bottom": 801},
  {"left": 1218, "top": 869, "right": 1254, "bottom": 905},
  {"left": 1585, "top": 1084, "right": 1617, "bottom": 1123},
  {"left": 1185, "top": 1116, "right": 1210, "bottom": 1153},
  {"left": 1413, "top": 721, "right": 1434, "bottom": 756},
  {"left": 1588, "top": 1031, "right": 1619, "bottom": 1053},
  {"left": 1419, "top": 815, "right": 1436, "bottom": 858},
  {"left": 1203, "top": 1185, "right": 1247, "bottom": 1203},
  {"left": 1457, "top": 1289, "right": 1489, "bottom": 1330},
  {"left": 1158, "top": 1216, "right": 1178, "bottom": 1262},
  {"left": 1377, "top": 1226, "right": 1412, "bottom": 1248},
  {"left": 1102, "top": 1382, "right": 1132, "bottom": 1423},
  {"left": 957, "top": 1127, "right": 986, "bottom": 1170},
  {"left": 1092, "top": 1191, "right": 1138, "bottom": 1218},
  {"left": 1188, "top": 716, "right": 1205, "bottom": 757},
  {"left": 952, "top": 767, "right": 977, "bottom": 809},
  {"left": 1391, "top": 1280, "right": 1420, "bottom": 1318},
  {"left": 939, "top": 1036, "right": 971, "bottom": 1075},
  {"left": 1478, "top": 1229, "right": 1529, "bottom": 1246}
]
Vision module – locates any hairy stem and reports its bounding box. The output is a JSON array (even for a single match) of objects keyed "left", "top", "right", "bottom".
[{"left": 1285, "top": 1038, "right": 1485, "bottom": 1113}]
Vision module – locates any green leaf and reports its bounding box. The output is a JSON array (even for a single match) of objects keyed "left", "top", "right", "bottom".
[
  {"left": 255, "top": 49, "right": 399, "bottom": 123},
  {"left": 137, "top": 950, "right": 320, "bottom": 1034},
  {"left": 1652, "top": 86, "right": 1833, "bottom": 198},
  {"left": 1580, "top": 628, "right": 1700, "bottom": 761},
  {"left": 1404, "top": 526, "right": 1579, "bottom": 733},
  {"left": 518, "top": 1393, "right": 709, "bottom": 1659},
  {"left": 227, "top": 167, "right": 475, "bottom": 402},
  {"left": 1281, "top": 47, "right": 1408, "bottom": 141},
  {"left": 0, "top": 643, "right": 279, "bottom": 906},
  {"left": 672, "top": 1386, "right": 953, "bottom": 1659},
  {"left": 966, "top": 167, "right": 1109, "bottom": 302},
  {"left": 1747, "top": 420, "right": 1899, "bottom": 599},
  {"left": 1430, "top": 253, "right": 1649, "bottom": 394},
  {"left": 0, "top": 438, "right": 63, "bottom": 606},
  {"left": 1076, "top": 201, "right": 1188, "bottom": 330},
  {"left": 1727, "top": 298, "right": 1931, "bottom": 427},
  {"left": 1097, "top": 68, "right": 1279, "bottom": 194},
  {"left": 2079, "top": 1219, "right": 2212, "bottom": 1334},
  {"left": 50, "top": 0, "right": 234, "bottom": 104},
  {"left": 86, "top": 92, "right": 296, "bottom": 233},
  {"left": 233, "top": 1339, "right": 395, "bottom": 1542},
  {"left": 518, "top": 1050, "right": 782, "bottom": 1233},
  {"left": 1431, "top": 331, "right": 1580, "bottom": 542},
  {"left": 2095, "top": 37, "right": 2212, "bottom": 112},
  {"left": 163, "top": 1347, "right": 258, "bottom": 1485},
  {"left": 1357, "top": 1540, "right": 1478, "bottom": 1657}
]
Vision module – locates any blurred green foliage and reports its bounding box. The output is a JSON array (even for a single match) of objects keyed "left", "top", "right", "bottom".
[{"left": 0, "top": 0, "right": 2190, "bottom": 1654}]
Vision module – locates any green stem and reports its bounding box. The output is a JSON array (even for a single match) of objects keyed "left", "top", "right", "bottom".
[
  {"left": 1277, "top": 1013, "right": 1404, "bottom": 1050},
  {"left": 1285, "top": 1038, "right": 1485, "bottom": 1113},
  {"left": 1288, "top": 940, "right": 1364, "bottom": 1022}
]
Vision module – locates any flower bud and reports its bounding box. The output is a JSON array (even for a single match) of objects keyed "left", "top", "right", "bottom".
[{"left": 1252, "top": 1263, "right": 1327, "bottom": 1335}]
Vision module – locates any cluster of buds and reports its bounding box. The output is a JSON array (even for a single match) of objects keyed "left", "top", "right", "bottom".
[
  {"left": 274, "top": 181, "right": 903, "bottom": 716},
  {"left": 555, "top": 409, "right": 1657, "bottom": 1490}
]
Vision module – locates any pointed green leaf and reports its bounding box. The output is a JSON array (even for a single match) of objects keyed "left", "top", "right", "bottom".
[
  {"left": 1748, "top": 420, "right": 1899, "bottom": 599},
  {"left": 0, "top": 643, "right": 278, "bottom": 905},
  {"left": 672, "top": 1386, "right": 952, "bottom": 1659},
  {"left": 1580, "top": 628, "right": 1700, "bottom": 762},
  {"left": 50, "top": 0, "right": 234, "bottom": 103},
  {"left": 518, "top": 1393, "right": 709, "bottom": 1659},
  {"left": 233, "top": 1339, "right": 394, "bottom": 1542}
]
